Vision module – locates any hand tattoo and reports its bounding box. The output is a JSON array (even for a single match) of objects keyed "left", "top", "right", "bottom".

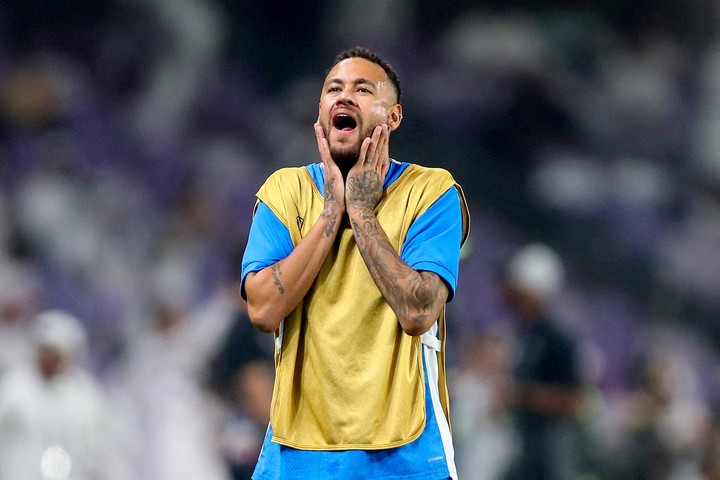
[
  {"left": 347, "top": 171, "right": 382, "bottom": 209},
  {"left": 322, "top": 177, "right": 339, "bottom": 237},
  {"left": 324, "top": 177, "right": 338, "bottom": 202}
]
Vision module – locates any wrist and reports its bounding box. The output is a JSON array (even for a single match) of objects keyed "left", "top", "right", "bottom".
[
  {"left": 346, "top": 203, "right": 374, "bottom": 216},
  {"left": 320, "top": 201, "right": 345, "bottom": 225}
]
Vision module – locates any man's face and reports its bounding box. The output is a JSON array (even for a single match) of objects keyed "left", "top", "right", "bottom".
[
  {"left": 501, "top": 284, "right": 545, "bottom": 322},
  {"left": 318, "top": 57, "right": 398, "bottom": 166},
  {"left": 36, "top": 345, "right": 68, "bottom": 380}
]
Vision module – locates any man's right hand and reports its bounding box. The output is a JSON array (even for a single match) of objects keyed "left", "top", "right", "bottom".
[
  {"left": 314, "top": 122, "right": 345, "bottom": 222},
  {"left": 246, "top": 124, "right": 347, "bottom": 333}
]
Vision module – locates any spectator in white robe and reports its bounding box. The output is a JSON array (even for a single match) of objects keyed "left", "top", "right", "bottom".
[
  {"left": 0, "top": 309, "right": 124, "bottom": 480},
  {"left": 111, "top": 280, "right": 236, "bottom": 480}
]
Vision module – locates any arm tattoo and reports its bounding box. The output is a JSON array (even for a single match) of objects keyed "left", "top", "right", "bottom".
[
  {"left": 271, "top": 264, "right": 285, "bottom": 294},
  {"left": 360, "top": 217, "right": 381, "bottom": 238},
  {"left": 408, "top": 272, "right": 444, "bottom": 321},
  {"left": 352, "top": 213, "right": 446, "bottom": 326},
  {"left": 324, "top": 218, "right": 337, "bottom": 237},
  {"left": 322, "top": 202, "right": 338, "bottom": 237}
]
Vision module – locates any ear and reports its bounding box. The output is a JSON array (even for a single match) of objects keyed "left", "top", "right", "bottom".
[{"left": 387, "top": 104, "right": 402, "bottom": 132}]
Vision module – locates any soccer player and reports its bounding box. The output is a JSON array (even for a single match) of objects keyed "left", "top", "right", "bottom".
[{"left": 241, "top": 47, "right": 469, "bottom": 480}]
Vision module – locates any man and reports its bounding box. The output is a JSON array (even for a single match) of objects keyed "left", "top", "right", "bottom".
[
  {"left": 0, "top": 309, "right": 124, "bottom": 480},
  {"left": 500, "top": 243, "right": 587, "bottom": 480},
  {"left": 115, "top": 292, "right": 235, "bottom": 480},
  {"left": 241, "top": 47, "right": 469, "bottom": 479}
]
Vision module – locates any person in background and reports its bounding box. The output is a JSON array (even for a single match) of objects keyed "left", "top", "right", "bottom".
[
  {"left": 450, "top": 325, "right": 517, "bottom": 480},
  {"left": 240, "top": 46, "right": 469, "bottom": 479},
  {"left": 609, "top": 343, "right": 712, "bottom": 480},
  {"left": 208, "top": 269, "right": 275, "bottom": 480},
  {"left": 500, "top": 243, "right": 588, "bottom": 480},
  {"left": 0, "top": 259, "right": 38, "bottom": 378},
  {"left": 0, "top": 309, "right": 124, "bottom": 480},
  {"left": 111, "top": 286, "right": 236, "bottom": 480}
]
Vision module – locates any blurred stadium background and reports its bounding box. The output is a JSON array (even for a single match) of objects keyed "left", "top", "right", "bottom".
[{"left": 1, "top": 1, "right": 720, "bottom": 479}]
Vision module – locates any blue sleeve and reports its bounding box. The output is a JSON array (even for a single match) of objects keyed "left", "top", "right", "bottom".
[
  {"left": 240, "top": 202, "right": 294, "bottom": 299},
  {"left": 401, "top": 187, "right": 464, "bottom": 301}
]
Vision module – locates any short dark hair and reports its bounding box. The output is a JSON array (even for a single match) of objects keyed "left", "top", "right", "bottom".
[{"left": 332, "top": 47, "right": 401, "bottom": 104}]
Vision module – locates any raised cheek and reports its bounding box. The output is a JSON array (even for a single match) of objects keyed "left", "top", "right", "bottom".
[
  {"left": 319, "top": 100, "right": 332, "bottom": 120},
  {"left": 369, "top": 103, "right": 387, "bottom": 121}
]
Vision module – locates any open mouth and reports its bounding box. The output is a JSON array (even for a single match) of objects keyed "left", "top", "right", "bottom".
[{"left": 333, "top": 113, "right": 357, "bottom": 131}]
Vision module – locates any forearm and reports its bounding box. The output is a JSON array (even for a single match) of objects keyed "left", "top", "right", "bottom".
[
  {"left": 348, "top": 206, "right": 447, "bottom": 336},
  {"left": 245, "top": 208, "right": 341, "bottom": 333}
]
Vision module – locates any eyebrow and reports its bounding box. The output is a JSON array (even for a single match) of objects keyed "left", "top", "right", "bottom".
[{"left": 326, "top": 77, "right": 376, "bottom": 88}]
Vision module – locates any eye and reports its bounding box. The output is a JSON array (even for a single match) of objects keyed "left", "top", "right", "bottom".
[
  {"left": 327, "top": 86, "right": 341, "bottom": 93},
  {"left": 358, "top": 87, "right": 372, "bottom": 93}
]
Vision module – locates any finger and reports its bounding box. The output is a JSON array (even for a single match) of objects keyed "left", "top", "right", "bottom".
[
  {"left": 377, "top": 125, "right": 389, "bottom": 167},
  {"left": 359, "top": 136, "right": 372, "bottom": 167},
  {"left": 367, "top": 125, "right": 387, "bottom": 171},
  {"left": 314, "top": 122, "right": 332, "bottom": 163},
  {"left": 380, "top": 125, "right": 391, "bottom": 176},
  {"left": 367, "top": 125, "right": 383, "bottom": 167}
]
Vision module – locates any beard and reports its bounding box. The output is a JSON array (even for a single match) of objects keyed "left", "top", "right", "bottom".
[
  {"left": 322, "top": 121, "right": 377, "bottom": 171},
  {"left": 330, "top": 143, "right": 361, "bottom": 170}
]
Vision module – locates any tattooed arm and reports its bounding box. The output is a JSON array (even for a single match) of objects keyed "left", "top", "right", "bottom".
[
  {"left": 244, "top": 124, "right": 346, "bottom": 333},
  {"left": 346, "top": 125, "right": 448, "bottom": 336},
  {"left": 347, "top": 204, "right": 449, "bottom": 336}
]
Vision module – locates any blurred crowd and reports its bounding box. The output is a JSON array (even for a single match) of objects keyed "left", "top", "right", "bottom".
[{"left": 2, "top": 1, "right": 720, "bottom": 479}]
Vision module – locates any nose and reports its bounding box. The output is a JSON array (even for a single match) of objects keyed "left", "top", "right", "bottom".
[{"left": 336, "top": 88, "right": 357, "bottom": 106}]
